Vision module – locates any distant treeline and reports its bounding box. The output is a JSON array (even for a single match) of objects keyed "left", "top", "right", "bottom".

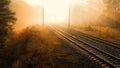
[
  {"left": 98, "top": 0, "right": 120, "bottom": 30},
  {"left": 71, "top": 0, "right": 120, "bottom": 30}
]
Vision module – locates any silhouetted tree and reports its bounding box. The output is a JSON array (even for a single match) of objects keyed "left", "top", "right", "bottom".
[{"left": 0, "top": 0, "right": 16, "bottom": 48}]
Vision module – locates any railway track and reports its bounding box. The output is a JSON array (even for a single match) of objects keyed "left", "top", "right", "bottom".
[
  {"left": 48, "top": 25, "right": 120, "bottom": 68},
  {"left": 55, "top": 25, "right": 120, "bottom": 60},
  {"left": 56, "top": 25, "right": 120, "bottom": 49},
  {"left": 68, "top": 28, "right": 120, "bottom": 49}
]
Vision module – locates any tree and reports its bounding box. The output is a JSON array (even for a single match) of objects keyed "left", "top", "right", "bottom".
[
  {"left": 98, "top": 0, "right": 120, "bottom": 29},
  {"left": 0, "top": 0, "right": 16, "bottom": 48}
]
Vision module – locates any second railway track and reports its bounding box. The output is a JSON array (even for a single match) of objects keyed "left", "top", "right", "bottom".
[{"left": 48, "top": 25, "right": 120, "bottom": 68}]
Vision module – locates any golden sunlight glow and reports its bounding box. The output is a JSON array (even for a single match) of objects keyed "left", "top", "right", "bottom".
[
  {"left": 23, "top": 0, "right": 103, "bottom": 23},
  {"left": 23, "top": 0, "right": 77, "bottom": 22}
]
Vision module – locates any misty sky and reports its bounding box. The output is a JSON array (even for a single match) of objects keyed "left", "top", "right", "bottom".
[{"left": 10, "top": 0, "right": 103, "bottom": 30}]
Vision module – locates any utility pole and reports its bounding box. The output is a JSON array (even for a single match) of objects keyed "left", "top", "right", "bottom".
[
  {"left": 68, "top": 6, "right": 70, "bottom": 28},
  {"left": 37, "top": 4, "right": 44, "bottom": 27},
  {"left": 42, "top": 6, "right": 44, "bottom": 27},
  {"left": 68, "top": 0, "right": 71, "bottom": 28}
]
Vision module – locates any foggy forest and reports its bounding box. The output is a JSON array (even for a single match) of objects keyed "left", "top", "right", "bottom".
[{"left": 0, "top": 0, "right": 120, "bottom": 68}]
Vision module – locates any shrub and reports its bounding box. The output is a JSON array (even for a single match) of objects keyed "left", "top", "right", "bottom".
[{"left": 0, "top": 25, "right": 99, "bottom": 68}]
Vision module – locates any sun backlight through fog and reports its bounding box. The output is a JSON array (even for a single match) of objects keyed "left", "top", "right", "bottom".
[
  {"left": 24, "top": 0, "right": 77, "bottom": 22},
  {"left": 23, "top": 0, "right": 103, "bottom": 23}
]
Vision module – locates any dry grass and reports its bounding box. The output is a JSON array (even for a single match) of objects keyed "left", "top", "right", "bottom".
[
  {"left": 73, "top": 24, "right": 120, "bottom": 43},
  {"left": 0, "top": 26, "right": 79, "bottom": 68}
]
